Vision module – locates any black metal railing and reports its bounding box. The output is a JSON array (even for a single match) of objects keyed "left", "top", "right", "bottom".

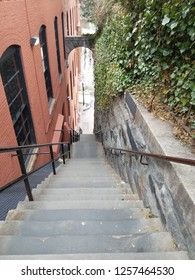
[
  {"left": 94, "top": 129, "right": 195, "bottom": 166},
  {"left": 94, "top": 129, "right": 103, "bottom": 144},
  {"left": 104, "top": 146, "right": 195, "bottom": 167},
  {"left": 70, "top": 128, "right": 80, "bottom": 144},
  {"left": 53, "top": 128, "right": 80, "bottom": 144},
  {"left": 0, "top": 141, "right": 71, "bottom": 201}
]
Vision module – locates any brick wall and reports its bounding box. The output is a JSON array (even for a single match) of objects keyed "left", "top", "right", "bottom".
[
  {"left": 0, "top": 0, "right": 81, "bottom": 187},
  {"left": 64, "top": 0, "right": 81, "bottom": 130}
]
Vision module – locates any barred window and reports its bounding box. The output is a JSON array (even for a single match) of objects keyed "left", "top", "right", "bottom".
[
  {"left": 66, "top": 12, "right": 69, "bottom": 35},
  {"left": 39, "top": 25, "right": 53, "bottom": 102},
  {"left": 61, "top": 13, "right": 66, "bottom": 60},
  {"left": 0, "top": 46, "right": 36, "bottom": 160},
  {"left": 54, "top": 17, "right": 62, "bottom": 75}
]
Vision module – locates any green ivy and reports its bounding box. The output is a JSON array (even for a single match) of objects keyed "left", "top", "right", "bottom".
[
  {"left": 80, "top": 0, "right": 95, "bottom": 21},
  {"left": 94, "top": 0, "right": 195, "bottom": 131}
]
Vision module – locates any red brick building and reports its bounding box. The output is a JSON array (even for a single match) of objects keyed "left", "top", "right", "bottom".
[{"left": 0, "top": 0, "right": 81, "bottom": 188}]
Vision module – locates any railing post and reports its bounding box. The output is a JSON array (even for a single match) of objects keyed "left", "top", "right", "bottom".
[
  {"left": 101, "top": 132, "right": 103, "bottom": 145},
  {"left": 70, "top": 130, "right": 73, "bottom": 145},
  {"left": 61, "top": 143, "right": 66, "bottom": 164},
  {"left": 68, "top": 143, "right": 71, "bottom": 159},
  {"left": 72, "top": 130, "right": 75, "bottom": 143},
  {"left": 49, "top": 145, "right": 56, "bottom": 175},
  {"left": 76, "top": 132, "right": 79, "bottom": 142},
  {"left": 17, "top": 149, "right": 33, "bottom": 201}
]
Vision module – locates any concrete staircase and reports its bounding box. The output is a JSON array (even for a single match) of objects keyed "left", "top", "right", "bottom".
[{"left": 0, "top": 135, "right": 189, "bottom": 259}]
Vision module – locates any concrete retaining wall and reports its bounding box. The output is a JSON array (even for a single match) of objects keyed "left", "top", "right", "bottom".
[{"left": 94, "top": 92, "right": 195, "bottom": 259}]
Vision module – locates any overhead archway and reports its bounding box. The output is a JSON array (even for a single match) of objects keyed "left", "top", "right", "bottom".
[{"left": 65, "top": 35, "right": 95, "bottom": 60}]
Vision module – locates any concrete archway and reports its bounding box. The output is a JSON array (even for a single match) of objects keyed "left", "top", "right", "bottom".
[{"left": 65, "top": 36, "right": 95, "bottom": 60}]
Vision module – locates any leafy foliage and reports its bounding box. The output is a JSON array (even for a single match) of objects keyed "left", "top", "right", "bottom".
[
  {"left": 94, "top": 0, "right": 195, "bottom": 132},
  {"left": 80, "top": 0, "right": 95, "bottom": 21},
  {"left": 80, "top": 0, "right": 119, "bottom": 31}
]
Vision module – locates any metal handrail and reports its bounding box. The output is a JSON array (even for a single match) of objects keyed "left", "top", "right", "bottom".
[
  {"left": 94, "top": 129, "right": 103, "bottom": 144},
  {"left": 94, "top": 129, "right": 102, "bottom": 135},
  {"left": 0, "top": 142, "right": 69, "bottom": 153},
  {"left": 69, "top": 127, "right": 80, "bottom": 142},
  {"left": 53, "top": 128, "right": 80, "bottom": 144},
  {"left": 104, "top": 146, "right": 195, "bottom": 167},
  {"left": 0, "top": 141, "right": 71, "bottom": 200}
]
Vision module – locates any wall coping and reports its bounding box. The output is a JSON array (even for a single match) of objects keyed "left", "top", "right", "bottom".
[{"left": 125, "top": 91, "right": 195, "bottom": 258}]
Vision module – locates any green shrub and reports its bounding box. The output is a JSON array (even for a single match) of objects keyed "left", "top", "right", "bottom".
[{"left": 94, "top": 0, "right": 195, "bottom": 130}]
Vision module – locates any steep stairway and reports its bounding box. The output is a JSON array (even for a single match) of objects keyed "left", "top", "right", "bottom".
[{"left": 0, "top": 135, "right": 189, "bottom": 259}]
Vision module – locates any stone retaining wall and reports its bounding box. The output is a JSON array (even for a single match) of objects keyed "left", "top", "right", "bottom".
[{"left": 94, "top": 92, "right": 195, "bottom": 259}]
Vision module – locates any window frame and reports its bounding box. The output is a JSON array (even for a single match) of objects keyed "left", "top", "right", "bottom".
[
  {"left": 61, "top": 12, "right": 66, "bottom": 61},
  {"left": 0, "top": 45, "right": 36, "bottom": 161},
  {"left": 54, "top": 16, "right": 62, "bottom": 75},
  {"left": 39, "top": 25, "right": 53, "bottom": 103},
  {"left": 66, "top": 12, "right": 70, "bottom": 36}
]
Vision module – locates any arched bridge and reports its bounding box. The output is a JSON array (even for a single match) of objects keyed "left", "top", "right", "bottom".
[{"left": 65, "top": 36, "right": 95, "bottom": 59}]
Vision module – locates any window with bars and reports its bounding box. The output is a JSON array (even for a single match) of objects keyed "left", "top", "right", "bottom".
[
  {"left": 66, "top": 12, "right": 69, "bottom": 36},
  {"left": 54, "top": 17, "right": 62, "bottom": 75},
  {"left": 61, "top": 13, "right": 66, "bottom": 61},
  {"left": 0, "top": 46, "right": 36, "bottom": 161},
  {"left": 39, "top": 25, "right": 53, "bottom": 103},
  {"left": 70, "top": 9, "right": 72, "bottom": 35}
]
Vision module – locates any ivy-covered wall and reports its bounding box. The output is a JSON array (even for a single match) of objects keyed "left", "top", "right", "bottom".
[{"left": 94, "top": 0, "right": 195, "bottom": 136}]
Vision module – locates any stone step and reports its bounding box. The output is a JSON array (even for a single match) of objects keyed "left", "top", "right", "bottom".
[
  {"left": 56, "top": 164, "right": 117, "bottom": 171},
  {"left": 0, "top": 218, "right": 164, "bottom": 236},
  {"left": 6, "top": 208, "right": 150, "bottom": 222},
  {"left": 48, "top": 177, "right": 120, "bottom": 184},
  {"left": 16, "top": 200, "right": 144, "bottom": 210},
  {"left": 33, "top": 194, "right": 138, "bottom": 201},
  {"left": 0, "top": 232, "right": 177, "bottom": 255},
  {"left": 44, "top": 181, "right": 129, "bottom": 189},
  {"left": 66, "top": 159, "right": 107, "bottom": 164},
  {"left": 59, "top": 167, "right": 115, "bottom": 174},
  {"left": 56, "top": 162, "right": 115, "bottom": 169},
  {"left": 58, "top": 165, "right": 106, "bottom": 169},
  {"left": 33, "top": 187, "right": 133, "bottom": 196},
  {"left": 54, "top": 173, "right": 118, "bottom": 178},
  {"left": 0, "top": 251, "right": 189, "bottom": 260},
  {"left": 57, "top": 164, "right": 114, "bottom": 170},
  {"left": 56, "top": 162, "right": 127, "bottom": 173},
  {"left": 51, "top": 164, "right": 118, "bottom": 174}
]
